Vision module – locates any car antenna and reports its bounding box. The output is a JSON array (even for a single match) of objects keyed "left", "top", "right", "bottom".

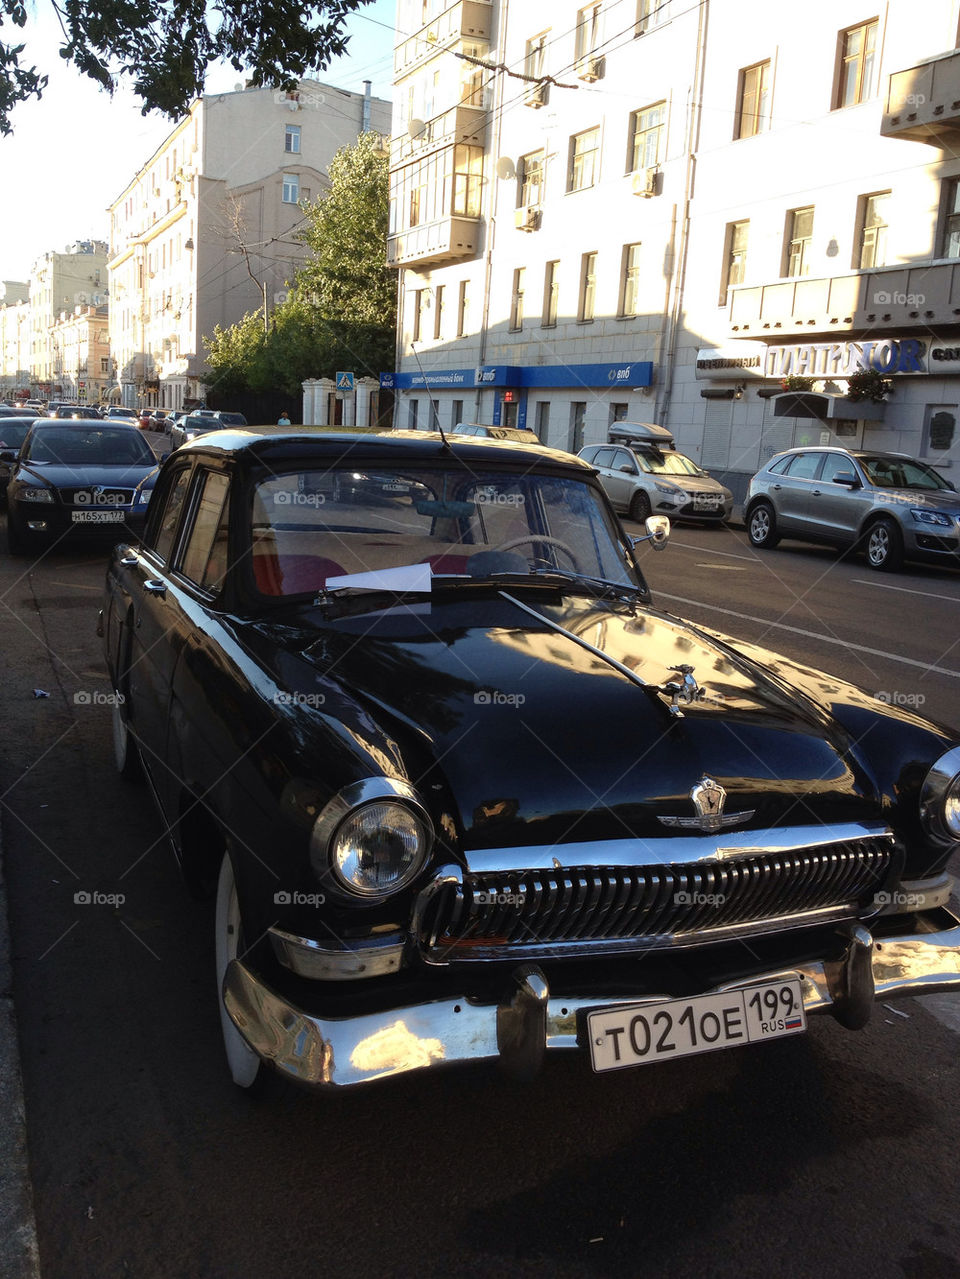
[{"left": 409, "top": 342, "right": 451, "bottom": 448}]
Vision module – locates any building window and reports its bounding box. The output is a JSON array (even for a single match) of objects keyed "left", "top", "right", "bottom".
[
  {"left": 836, "top": 19, "right": 878, "bottom": 108},
  {"left": 619, "top": 243, "right": 643, "bottom": 316},
  {"left": 543, "top": 260, "right": 560, "bottom": 327},
  {"left": 526, "top": 31, "right": 548, "bottom": 78},
  {"left": 284, "top": 124, "right": 301, "bottom": 154},
  {"left": 628, "top": 103, "right": 665, "bottom": 172},
  {"left": 923, "top": 405, "right": 957, "bottom": 454},
  {"left": 578, "top": 252, "right": 597, "bottom": 322},
  {"left": 636, "top": 0, "right": 668, "bottom": 34},
  {"left": 408, "top": 399, "right": 419, "bottom": 430},
  {"left": 510, "top": 268, "right": 525, "bottom": 331},
  {"left": 451, "top": 145, "right": 483, "bottom": 217},
  {"left": 535, "top": 401, "right": 550, "bottom": 440},
  {"left": 281, "top": 173, "right": 300, "bottom": 203},
  {"left": 452, "top": 399, "right": 464, "bottom": 428},
  {"left": 519, "top": 151, "right": 544, "bottom": 207},
  {"left": 457, "top": 280, "right": 469, "bottom": 336},
  {"left": 784, "top": 207, "right": 814, "bottom": 277},
  {"left": 610, "top": 403, "right": 629, "bottom": 422},
  {"left": 857, "top": 192, "right": 889, "bottom": 267},
  {"left": 942, "top": 179, "right": 960, "bottom": 259},
  {"left": 569, "top": 128, "right": 600, "bottom": 192},
  {"left": 735, "top": 60, "right": 771, "bottom": 139},
  {"left": 433, "top": 284, "right": 445, "bottom": 340},
  {"left": 720, "top": 220, "right": 749, "bottom": 305},
  {"left": 412, "top": 289, "right": 426, "bottom": 342},
  {"left": 410, "top": 180, "right": 426, "bottom": 227},
  {"left": 570, "top": 402, "right": 586, "bottom": 453},
  {"left": 575, "top": 4, "right": 601, "bottom": 60}
]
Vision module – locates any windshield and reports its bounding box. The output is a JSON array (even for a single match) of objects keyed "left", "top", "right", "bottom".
[
  {"left": 250, "top": 465, "right": 640, "bottom": 597},
  {"left": 859, "top": 455, "right": 952, "bottom": 491},
  {"left": 24, "top": 426, "right": 156, "bottom": 466},
  {"left": 632, "top": 448, "right": 702, "bottom": 477},
  {"left": 0, "top": 424, "right": 30, "bottom": 450}
]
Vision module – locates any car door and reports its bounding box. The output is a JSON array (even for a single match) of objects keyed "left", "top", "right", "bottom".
[
  {"left": 605, "top": 447, "right": 642, "bottom": 510},
  {"left": 589, "top": 447, "right": 620, "bottom": 508},
  {"left": 773, "top": 451, "right": 827, "bottom": 535},
  {"left": 809, "top": 451, "right": 871, "bottom": 545}
]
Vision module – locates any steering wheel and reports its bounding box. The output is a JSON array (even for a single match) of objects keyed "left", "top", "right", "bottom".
[{"left": 492, "top": 534, "right": 581, "bottom": 572}]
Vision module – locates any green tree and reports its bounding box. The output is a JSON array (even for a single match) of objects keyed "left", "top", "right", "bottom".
[
  {"left": 203, "top": 132, "right": 395, "bottom": 400},
  {"left": 0, "top": 0, "right": 368, "bottom": 135}
]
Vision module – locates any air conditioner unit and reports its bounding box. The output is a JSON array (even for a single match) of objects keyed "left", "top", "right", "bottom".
[
  {"left": 577, "top": 55, "right": 604, "bottom": 82},
  {"left": 514, "top": 205, "right": 541, "bottom": 231},
  {"left": 524, "top": 82, "right": 547, "bottom": 108},
  {"left": 632, "top": 167, "right": 660, "bottom": 197}
]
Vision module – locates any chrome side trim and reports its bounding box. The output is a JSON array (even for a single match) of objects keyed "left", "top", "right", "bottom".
[
  {"left": 462, "top": 823, "right": 895, "bottom": 873},
  {"left": 222, "top": 907, "right": 960, "bottom": 1089},
  {"left": 269, "top": 928, "right": 405, "bottom": 980}
]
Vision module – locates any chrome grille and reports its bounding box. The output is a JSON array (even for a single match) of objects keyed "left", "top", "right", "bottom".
[
  {"left": 416, "top": 838, "right": 899, "bottom": 963},
  {"left": 63, "top": 488, "right": 134, "bottom": 506}
]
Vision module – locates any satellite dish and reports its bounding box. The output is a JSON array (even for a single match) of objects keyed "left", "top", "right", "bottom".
[
  {"left": 234, "top": 82, "right": 244, "bottom": 92},
  {"left": 496, "top": 157, "right": 516, "bottom": 180},
  {"left": 408, "top": 118, "right": 426, "bottom": 138}
]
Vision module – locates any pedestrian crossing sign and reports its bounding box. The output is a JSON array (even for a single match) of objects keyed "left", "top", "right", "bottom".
[{"left": 336, "top": 371, "right": 355, "bottom": 390}]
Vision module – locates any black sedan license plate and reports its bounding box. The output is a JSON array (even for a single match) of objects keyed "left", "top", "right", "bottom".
[
  {"left": 72, "top": 510, "right": 125, "bottom": 523},
  {"left": 588, "top": 978, "right": 806, "bottom": 1072}
]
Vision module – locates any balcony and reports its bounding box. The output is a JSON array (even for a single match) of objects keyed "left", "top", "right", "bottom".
[
  {"left": 395, "top": 0, "right": 492, "bottom": 78},
  {"left": 386, "top": 217, "right": 482, "bottom": 268},
  {"left": 390, "top": 102, "right": 488, "bottom": 166},
  {"left": 728, "top": 261, "right": 960, "bottom": 339},
  {"left": 881, "top": 48, "right": 960, "bottom": 148}
]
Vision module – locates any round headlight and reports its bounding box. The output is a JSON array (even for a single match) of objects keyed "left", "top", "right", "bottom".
[
  {"left": 310, "top": 778, "right": 434, "bottom": 899},
  {"left": 331, "top": 801, "right": 428, "bottom": 896},
  {"left": 920, "top": 746, "right": 960, "bottom": 843}
]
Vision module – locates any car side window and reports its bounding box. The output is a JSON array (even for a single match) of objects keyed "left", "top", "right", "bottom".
[
  {"left": 768, "top": 456, "right": 792, "bottom": 475},
  {"left": 614, "top": 449, "right": 637, "bottom": 473},
  {"left": 148, "top": 468, "right": 192, "bottom": 563},
  {"left": 593, "top": 448, "right": 615, "bottom": 468},
  {"left": 819, "top": 454, "right": 854, "bottom": 483},
  {"left": 178, "top": 471, "right": 231, "bottom": 593},
  {"left": 783, "top": 452, "right": 823, "bottom": 480}
]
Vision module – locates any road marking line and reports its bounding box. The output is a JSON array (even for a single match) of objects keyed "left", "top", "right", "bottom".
[
  {"left": 672, "top": 542, "right": 757, "bottom": 563},
  {"left": 657, "top": 593, "right": 960, "bottom": 680},
  {"left": 852, "top": 578, "right": 960, "bottom": 603}
]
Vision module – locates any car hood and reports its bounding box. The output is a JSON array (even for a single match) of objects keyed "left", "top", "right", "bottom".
[
  {"left": 16, "top": 461, "right": 156, "bottom": 492},
  {"left": 296, "top": 593, "right": 883, "bottom": 851},
  {"left": 874, "top": 486, "right": 960, "bottom": 512},
  {"left": 653, "top": 472, "right": 731, "bottom": 497}
]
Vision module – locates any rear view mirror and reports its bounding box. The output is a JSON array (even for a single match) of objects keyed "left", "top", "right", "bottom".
[{"left": 832, "top": 471, "right": 860, "bottom": 488}]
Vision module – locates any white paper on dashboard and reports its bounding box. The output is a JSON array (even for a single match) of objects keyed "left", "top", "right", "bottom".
[{"left": 324, "top": 562, "right": 433, "bottom": 593}]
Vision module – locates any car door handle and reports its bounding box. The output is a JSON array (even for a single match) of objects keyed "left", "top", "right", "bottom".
[
  {"left": 772, "top": 483, "right": 781, "bottom": 490},
  {"left": 142, "top": 580, "right": 167, "bottom": 596},
  {"left": 812, "top": 489, "right": 821, "bottom": 496}
]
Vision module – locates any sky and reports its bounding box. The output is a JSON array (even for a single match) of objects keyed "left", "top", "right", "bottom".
[{"left": 0, "top": 0, "right": 398, "bottom": 285}]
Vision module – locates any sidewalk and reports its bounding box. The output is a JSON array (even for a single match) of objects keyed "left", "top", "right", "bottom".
[{"left": 0, "top": 828, "right": 41, "bottom": 1278}]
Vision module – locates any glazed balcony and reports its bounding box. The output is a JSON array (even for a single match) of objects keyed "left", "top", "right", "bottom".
[
  {"left": 881, "top": 48, "right": 960, "bottom": 149},
  {"left": 390, "top": 102, "right": 488, "bottom": 166},
  {"left": 395, "top": 0, "right": 492, "bottom": 77},
  {"left": 729, "top": 261, "right": 960, "bottom": 339},
  {"left": 386, "top": 216, "right": 482, "bottom": 268}
]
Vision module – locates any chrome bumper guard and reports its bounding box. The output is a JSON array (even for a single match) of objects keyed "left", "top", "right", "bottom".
[{"left": 222, "top": 908, "right": 960, "bottom": 1090}]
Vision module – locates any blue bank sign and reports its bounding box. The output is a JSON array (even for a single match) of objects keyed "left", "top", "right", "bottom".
[{"left": 381, "top": 360, "right": 653, "bottom": 391}]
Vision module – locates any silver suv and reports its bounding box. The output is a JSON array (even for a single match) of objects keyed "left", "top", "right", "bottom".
[
  {"left": 745, "top": 446, "right": 960, "bottom": 571},
  {"left": 579, "top": 423, "right": 733, "bottom": 523}
]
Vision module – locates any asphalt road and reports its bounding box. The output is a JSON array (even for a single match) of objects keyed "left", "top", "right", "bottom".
[{"left": 2, "top": 510, "right": 960, "bottom": 1279}]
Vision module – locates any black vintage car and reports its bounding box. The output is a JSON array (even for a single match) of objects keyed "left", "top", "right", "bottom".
[{"left": 100, "top": 429, "right": 960, "bottom": 1092}]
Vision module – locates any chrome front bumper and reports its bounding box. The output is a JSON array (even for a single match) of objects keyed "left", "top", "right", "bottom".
[{"left": 223, "top": 909, "right": 960, "bottom": 1090}]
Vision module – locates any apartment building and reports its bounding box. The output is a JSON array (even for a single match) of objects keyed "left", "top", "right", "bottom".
[
  {"left": 386, "top": 0, "right": 960, "bottom": 493},
  {"left": 49, "top": 305, "right": 111, "bottom": 404},
  {"left": 108, "top": 78, "right": 391, "bottom": 411},
  {"left": 29, "top": 242, "right": 108, "bottom": 397},
  {"left": 0, "top": 281, "right": 29, "bottom": 400}
]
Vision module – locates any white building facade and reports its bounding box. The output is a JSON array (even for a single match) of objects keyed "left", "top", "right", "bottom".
[
  {"left": 387, "top": 0, "right": 960, "bottom": 495},
  {"left": 108, "top": 78, "right": 391, "bottom": 411},
  {"left": 28, "top": 242, "right": 108, "bottom": 398}
]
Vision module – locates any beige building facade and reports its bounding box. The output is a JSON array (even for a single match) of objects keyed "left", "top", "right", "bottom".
[
  {"left": 108, "top": 78, "right": 391, "bottom": 411},
  {"left": 0, "top": 282, "right": 30, "bottom": 400},
  {"left": 387, "top": 0, "right": 960, "bottom": 494},
  {"left": 28, "top": 242, "right": 108, "bottom": 397},
  {"left": 49, "top": 305, "right": 111, "bottom": 404}
]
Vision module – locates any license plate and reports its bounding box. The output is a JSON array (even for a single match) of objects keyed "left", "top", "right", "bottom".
[
  {"left": 587, "top": 978, "right": 806, "bottom": 1073},
  {"left": 72, "top": 510, "right": 125, "bottom": 524}
]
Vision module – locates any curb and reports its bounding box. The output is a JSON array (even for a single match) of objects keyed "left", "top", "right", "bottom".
[{"left": 0, "top": 829, "right": 42, "bottom": 1279}]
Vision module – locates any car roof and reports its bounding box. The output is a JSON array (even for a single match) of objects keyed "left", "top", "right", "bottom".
[{"left": 177, "top": 427, "right": 594, "bottom": 471}]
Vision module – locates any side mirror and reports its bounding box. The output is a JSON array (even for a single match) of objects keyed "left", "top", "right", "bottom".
[
  {"left": 619, "top": 464, "right": 634, "bottom": 474},
  {"left": 832, "top": 471, "right": 861, "bottom": 488},
  {"left": 630, "top": 515, "right": 671, "bottom": 551}
]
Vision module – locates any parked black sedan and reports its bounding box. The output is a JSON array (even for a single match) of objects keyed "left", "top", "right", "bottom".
[
  {"left": 100, "top": 428, "right": 960, "bottom": 1094},
  {"left": 5, "top": 420, "right": 159, "bottom": 555},
  {"left": 0, "top": 416, "right": 37, "bottom": 502}
]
